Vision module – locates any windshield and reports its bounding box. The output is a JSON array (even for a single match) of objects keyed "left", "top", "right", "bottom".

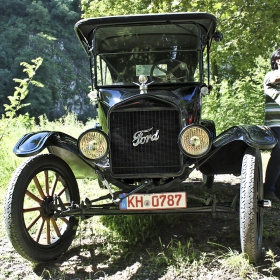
[{"left": 92, "top": 23, "right": 202, "bottom": 86}]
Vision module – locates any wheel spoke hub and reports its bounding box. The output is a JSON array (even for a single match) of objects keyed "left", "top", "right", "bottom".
[{"left": 41, "top": 196, "right": 54, "bottom": 217}]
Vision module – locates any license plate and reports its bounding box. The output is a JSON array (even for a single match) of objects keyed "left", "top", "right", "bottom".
[{"left": 119, "top": 192, "right": 187, "bottom": 210}]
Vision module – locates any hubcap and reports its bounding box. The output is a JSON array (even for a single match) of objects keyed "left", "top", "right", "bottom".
[{"left": 41, "top": 196, "right": 54, "bottom": 218}]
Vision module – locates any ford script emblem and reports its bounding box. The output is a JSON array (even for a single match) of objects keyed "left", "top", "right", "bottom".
[{"left": 132, "top": 127, "right": 159, "bottom": 147}]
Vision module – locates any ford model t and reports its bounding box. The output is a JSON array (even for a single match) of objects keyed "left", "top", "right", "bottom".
[{"left": 4, "top": 12, "right": 276, "bottom": 263}]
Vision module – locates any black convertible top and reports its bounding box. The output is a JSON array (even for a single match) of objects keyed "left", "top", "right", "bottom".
[{"left": 74, "top": 12, "right": 217, "bottom": 54}]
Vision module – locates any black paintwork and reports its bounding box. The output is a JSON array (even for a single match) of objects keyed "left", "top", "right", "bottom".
[{"left": 97, "top": 85, "right": 200, "bottom": 132}]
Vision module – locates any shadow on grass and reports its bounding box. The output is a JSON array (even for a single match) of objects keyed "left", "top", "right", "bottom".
[{"left": 32, "top": 180, "right": 280, "bottom": 279}]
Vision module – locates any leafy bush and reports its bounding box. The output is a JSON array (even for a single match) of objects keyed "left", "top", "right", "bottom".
[
  {"left": 202, "top": 56, "right": 267, "bottom": 135},
  {"left": 37, "top": 113, "right": 96, "bottom": 138},
  {"left": 0, "top": 58, "right": 44, "bottom": 190},
  {"left": 0, "top": 57, "right": 43, "bottom": 141}
]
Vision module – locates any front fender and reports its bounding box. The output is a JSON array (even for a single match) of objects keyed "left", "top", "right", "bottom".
[
  {"left": 198, "top": 125, "right": 276, "bottom": 176},
  {"left": 13, "top": 131, "right": 58, "bottom": 156},
  {"left": 13, "top": 131, "right": 97, "bottom": 179},
  {"left": 213, "top": 125, "right": 277, "bottom": 150}
]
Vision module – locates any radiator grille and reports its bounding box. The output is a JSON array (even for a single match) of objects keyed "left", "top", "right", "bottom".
[{"left": 110, "top": 110, "right": 181, "bottom": 175}]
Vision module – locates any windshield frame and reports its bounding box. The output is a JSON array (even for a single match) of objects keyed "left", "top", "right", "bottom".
[{"left": 90, "top": 22, "right": 206, "bottom": 88}]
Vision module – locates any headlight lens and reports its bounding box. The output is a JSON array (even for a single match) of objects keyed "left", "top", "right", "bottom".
[
  {"left": 179, "top": 125, "right": 211, "bottom": 157},
  {"left": 78, "top": 129, "right": 108, "bottom": 160}
]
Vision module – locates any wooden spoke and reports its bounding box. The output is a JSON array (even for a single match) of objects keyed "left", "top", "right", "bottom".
[
  {"left": 23, "top": 206, "right": 41, "bottom": 213},
  {"left": 44, "top": 171, "right": 50, "bottom": 196},
  {"left": 25, "top": 190, "right": 42, "bottom": 204},
  {"left": 60, "top": 217, "right": 69, "bottom": 224},
  {"left": 35, "top": 218, "right": 45, "bottom": 242},
  {"left": 26, "top": 213, "right": 42, "bottom": 230},
  {"left": 46, "top": 219, "right": 51, "bottom": 244},
  {"left": 33, "top": 175, "right": 46, "bottom": 199},
  {"left": 51, "top": 217, "right": 61, "bottom": 237},
  {"left": 51, "top": 174, "right": 59, "bottom": 196},
  {"left": 57, "top": 187, "right": 66, "bottom": 197}
]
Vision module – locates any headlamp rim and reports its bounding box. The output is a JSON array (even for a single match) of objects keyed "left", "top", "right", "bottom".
[
  {"left": 178, "top": 124, "right": 212, "bottom": 158},
  {"left": 77, "top": 128, "right": 109, "bottom": 160}
]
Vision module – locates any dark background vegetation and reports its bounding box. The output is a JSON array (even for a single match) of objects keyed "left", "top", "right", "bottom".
[{"left": 0, "top": 0, "right": 94, "bottom": 122}]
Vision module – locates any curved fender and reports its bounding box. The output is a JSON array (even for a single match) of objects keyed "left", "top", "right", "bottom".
[
  {"left": 13, "top": 131, "right": 58, "bottom": 156},
  {"left": 213, "top": 125, "right": 277, "bottom": 150},
  {"left": 13, "top": 131, "right": 98, "bottom": 179},
  {"left": 198, "top": 125, "right": 277, "bottom": 176}
]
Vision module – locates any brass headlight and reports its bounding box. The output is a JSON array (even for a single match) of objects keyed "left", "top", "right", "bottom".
[
  {"left": 179, "top": 125, "right": 211, "bottom": 157},
  {"left": 78, "top": 129, "right": 108, "bottom": 160}
]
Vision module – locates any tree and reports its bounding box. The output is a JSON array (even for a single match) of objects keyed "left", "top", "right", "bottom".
[{"left": 0, "top": 0, "right": 95, "bottom": 122}]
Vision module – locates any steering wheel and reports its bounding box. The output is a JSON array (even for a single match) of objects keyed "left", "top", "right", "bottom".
[{"left": 150, "top": 59, "right": 189, "bottom": 82}]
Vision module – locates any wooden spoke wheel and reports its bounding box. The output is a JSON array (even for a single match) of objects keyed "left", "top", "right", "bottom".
[{"left": 4, "top": 154, "right": 80, "bottom": 263}]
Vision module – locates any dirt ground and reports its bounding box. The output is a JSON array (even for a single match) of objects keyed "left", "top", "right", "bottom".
[{"left": 1, "top": 174, "right": 280, "bottom": 279}]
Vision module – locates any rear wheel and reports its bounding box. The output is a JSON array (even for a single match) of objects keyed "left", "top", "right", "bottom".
[
  {"left": 240, "top": 147, "right": 263, "bottom": 263},
  {"left": 4, "top": 154, "right": 80, "bottom": 263}
]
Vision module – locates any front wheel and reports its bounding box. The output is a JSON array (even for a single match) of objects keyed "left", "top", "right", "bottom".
[
  {"left": 4, "top": 154, "right": 80, "bottom": 263},
  {"left": 240, "top": 147, "right": 263, "bottom": 263}
]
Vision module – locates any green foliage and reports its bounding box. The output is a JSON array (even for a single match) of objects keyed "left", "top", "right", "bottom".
[
  {"left": 0, "top": 122, "right": 28, "bottom": 190},
  {"left": 4, "top": 58, "right": 43, "bottom": 117},
  {"left": 100, "top": 214, "right": 181, "bottom": 246},
  {"left": 81, "top": 0, "right": 150, "bottom": 17},
  {"left": 264, "top": 249, "right": 280, "bottom": 277},
  {"left": 147, "top": 237, "right": 204, "bottom": 268},
  {"left": 202, "top": 56, "right": 267, "bottom": 134},
  {"left": 218, "top": 249, "right": 257, "bottom": 278},
  {"left": 101, "top": 215, "right": 158, "bottom": 245},
  {"left": 0, "top": 57, "right": 43, "bottom": 141},
  {"left": 37, "top": 112, "right": 96, "bottom": 138},
  {"left": 0, "top": 0, "right": 93, "bottom": 122}
]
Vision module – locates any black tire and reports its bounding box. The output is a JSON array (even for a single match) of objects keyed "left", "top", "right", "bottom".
[
  {"left": 202, "top": 174, "right": 214, "bottom": 188},
  {"left": 4, "top": 154, "right": 80, "bottom": 263},
  {"left": 240, "top": 147, "right": 263, "bottom": 263}
]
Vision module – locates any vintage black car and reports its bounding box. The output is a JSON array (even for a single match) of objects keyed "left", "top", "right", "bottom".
[{"left": 4, "top": 12, "right": 277, "bottom": 263}]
